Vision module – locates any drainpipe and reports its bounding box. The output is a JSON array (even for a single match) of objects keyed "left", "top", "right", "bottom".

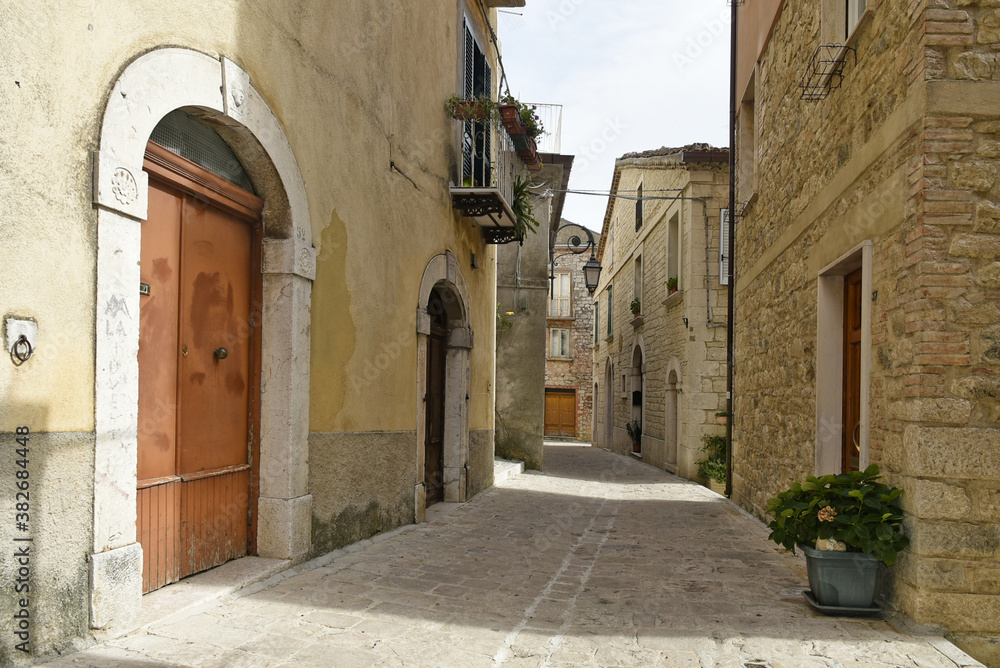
[{"left": 725, "top": 0, "right": 738, "bottom": 499}]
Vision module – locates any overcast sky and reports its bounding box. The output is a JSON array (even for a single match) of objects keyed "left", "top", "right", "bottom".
[{"left": 497, "top": 1, "right": 732, "bottom": 233}]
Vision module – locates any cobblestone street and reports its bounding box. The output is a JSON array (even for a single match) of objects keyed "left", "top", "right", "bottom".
[{"left": 46, "top": 444, "right": 981, "bottom": 668}]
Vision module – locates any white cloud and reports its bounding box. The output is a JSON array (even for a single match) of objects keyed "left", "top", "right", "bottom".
[{"left": 498, "top": 0, "right": 731, "bottom": 231}]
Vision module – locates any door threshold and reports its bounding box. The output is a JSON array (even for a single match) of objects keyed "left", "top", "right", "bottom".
[
  {"left": 631, "top": 451, "right": 643, "bottom": 459},
  {"left": 137, "top": 556, "right": 290, "bottom": 631}
]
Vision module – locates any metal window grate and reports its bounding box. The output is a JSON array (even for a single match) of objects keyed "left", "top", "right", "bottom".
[
  {"left": 800, "top": 45, "right": 856, "bottom": 102},
  {"left": 150, "top": 110, "right": 255, "bottom": 193}
]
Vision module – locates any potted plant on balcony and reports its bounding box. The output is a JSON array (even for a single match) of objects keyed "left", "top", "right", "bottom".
[
  {"left": 696, "top": 434, "right": 726, "bottom": 494},
  {"left": 629, "top": 298, "right": 641, "bottom": 316},
  {"left": 667, "top": 276, "right": 678, "bottom": 295},
  {"left": 446, "top": 95, "right": 498, "bottom": 122},
  {"left": 766, "top": 465, "right": 909, "bottom": 613},
  {"left": 498, "top": 96, "right": 544, "bottom": 171}
]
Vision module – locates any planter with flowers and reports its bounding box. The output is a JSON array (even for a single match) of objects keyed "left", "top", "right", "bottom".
[
  {"left": 446, "top": 96, "right": 498, "bottom": 122},
  {"left": 498, "top": 96, "right": 544, "bottom": 171},
  {"left": 667, "top": 276, "right": 678, "bottom": 295},
  {"left": 766, "top": 464, "right": 908, "bottom": 614}
]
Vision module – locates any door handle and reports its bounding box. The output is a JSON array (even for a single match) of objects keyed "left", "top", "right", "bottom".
[{"left": 214, "top": 348, "right": 229, "bottom": 360}]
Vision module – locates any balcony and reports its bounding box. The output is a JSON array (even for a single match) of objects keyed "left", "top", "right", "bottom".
[{"left": 449, "top": 102, "right": 542, "bottom": 245}]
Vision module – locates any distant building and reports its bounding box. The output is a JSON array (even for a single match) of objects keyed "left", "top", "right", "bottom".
[
  {"left": 592, "top": 145, "right": 729, "bottom": 480},
  {"left": 545, "top": 221, "right": 601, "bottom": 441}
]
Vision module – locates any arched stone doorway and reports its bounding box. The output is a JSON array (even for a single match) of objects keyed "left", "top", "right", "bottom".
[
  {"left": 630, "top": 341, "right": 645, "bottom": 455},
  {"left": 415, "top": 252, "right": 472, "bottom": 520},
  {"left": 604, "top": 359, "right": 614, "bottom": 450},
  {"left": 91, "top": 48, "right": 314, "bottom": 633}
]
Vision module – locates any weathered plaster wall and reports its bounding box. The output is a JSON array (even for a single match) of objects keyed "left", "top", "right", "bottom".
[
  {"left": 0, "top": 0, "right": 502, "bottom": 658},
  {"left": 734, "top": 0, "right": 1000, "bottom": 656},
  {"left": 0, "top": 432, "right": 94, "bottom": 666},
  {"left": 495, "top": 187, "right": 552, "bottom": 470}
]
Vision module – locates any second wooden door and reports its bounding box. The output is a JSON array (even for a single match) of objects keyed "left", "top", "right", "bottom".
[{"left": 544, "top": 390, "right": 577, "bottom": 438}]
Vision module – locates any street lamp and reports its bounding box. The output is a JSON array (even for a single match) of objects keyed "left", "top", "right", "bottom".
[{"left": 550, "top": 222, "right": 602, "bottom": 295}]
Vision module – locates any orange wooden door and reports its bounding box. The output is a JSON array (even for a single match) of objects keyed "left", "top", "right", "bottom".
[
  {"left": 842, "top": 268, "right": 862, "bottom": 473},
  {"left": 544, "top": 390, "right": 576, "bottom": 437},
  {"left": 138, "top": 144, "right": 262, "bottom": 593}
]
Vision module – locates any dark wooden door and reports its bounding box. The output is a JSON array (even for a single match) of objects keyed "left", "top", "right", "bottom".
[
  {"left": 138, "top": 143, "right": 262, "bottom": 593},
  {"left": 544, "top": 390, "right": 576, "bottom": 437},
  {"left": 842, "top": 268, "right": 862, "bottom": 473},
  {"left": 425, "top": 290, "right": 447, "bottom": 506}
]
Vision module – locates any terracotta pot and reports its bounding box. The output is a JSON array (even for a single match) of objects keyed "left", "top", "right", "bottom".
[{"left": 450, "top": 100, "right": 490, "bottom": 121}]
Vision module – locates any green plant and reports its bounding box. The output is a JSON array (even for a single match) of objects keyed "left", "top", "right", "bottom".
[
  {"left": 511, "top": 176, "right": 541, "bottom": 239},
  {"left": 625, "top": 419, "right": 642, "bottom": 445},
  {"left": 629, "top": 298, "right": 641, "bottom": 315},
  {"left": 445, "top": 95, "right": 499, "bottom": 123},
  {"left": 696, "top": 434, "right": 727, "bottom": 484},
  {"left": 501, "top": 95, "right": 544, "bottom": 140},
  {"left": 667, "top": 276, "right": 678, "bottom": 291},
  {"left": 766, "top": 464, "right": 909, "bottom": 566}
]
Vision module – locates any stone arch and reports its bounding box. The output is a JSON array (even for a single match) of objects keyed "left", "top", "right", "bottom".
[
  {"left": 91, "top": 47, "right": 314, "bottom": 633},
  {"left": 604, "top": 357, "right": 614, "bottom": 450},
  {"left": 415, "top": 251, "right": 473, "bottom": 521},
  {"left": 665, "top": 357, "right": 683, "bottom": 471},
  {"left": 630, "top": 336, "right": 646, "bottom": 455}
]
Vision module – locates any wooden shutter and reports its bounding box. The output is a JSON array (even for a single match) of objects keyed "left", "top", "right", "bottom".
[{"left": 720, "top": 209, "right": 730, "bottom": 285}]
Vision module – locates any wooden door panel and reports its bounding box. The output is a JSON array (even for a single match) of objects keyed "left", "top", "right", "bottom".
[
  {"left": 137, "top": 479, "right": 181, "bottom": 594},
  {"left": 180, "top": 468, "right": 250, "bottom": 578},
  {"left": 138, "top": 183, "right": 182, "bottom": 481},
  {"left": 558, "top": 393, "right": 576, "bottom": 437},
  {"left": 425, "top": 330, "right": 446, "bottom": 505},
  {"left": 178, "top": 198, "right": 252, "bottom": 474},
  {"left": 544, "top": 393, "right": 559, "bottom": 435},
  {"left": 842, "top": 268, "right": 862, "bottom": 472}
]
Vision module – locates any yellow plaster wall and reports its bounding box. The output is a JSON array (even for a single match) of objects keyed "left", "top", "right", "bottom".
[{"left": 0, "top": 0, "right": 498, "bottom": 434}]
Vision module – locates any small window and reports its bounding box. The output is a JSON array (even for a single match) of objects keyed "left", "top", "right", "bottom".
[
  {"left": 634, "top": 256, "right": 643, "bottom": 305},
  {"left": 607, "top": 285, "right": 613, "bottom": 337},
  {"left": 635, "top": 183, "right": 644, "bottom": 231},
  {"left": 594, "top": 301, "right": 600, "bottom": 344},
  {"left": 846, "top": 0, "right": 867, "bottom": 38},
  {"left": 549, "top": 328, "right": 571, "bottom": 358},
  {"left": 549, "top": 272, "right": 571, "bottom": 317}
]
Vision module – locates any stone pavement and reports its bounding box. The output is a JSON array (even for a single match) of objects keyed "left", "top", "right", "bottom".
[{"left": 45, "top": 443, "right": 982, "bottom": 668}]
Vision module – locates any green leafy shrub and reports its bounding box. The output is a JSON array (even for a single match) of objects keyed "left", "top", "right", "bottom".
[
  {"left": 696, "top": 434, "right": 726, "bottom": 483},
  {"left": 766, "top": 464, "right": 909, "bottom": 566}
]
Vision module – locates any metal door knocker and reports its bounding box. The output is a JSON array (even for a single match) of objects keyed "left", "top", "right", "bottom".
[
  {"left": 10, "top": 335, "right": 33, "bottom": 365},
  {"left": 214, "top": 348, "right": 229, "bottom": 360}
]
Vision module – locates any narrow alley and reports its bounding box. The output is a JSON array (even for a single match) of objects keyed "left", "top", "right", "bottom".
[{"left": 45, "top": 444, "right": 980, "bottom": 668}]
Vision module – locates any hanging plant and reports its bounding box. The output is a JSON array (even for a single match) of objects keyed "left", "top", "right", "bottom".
[
  {"left": 499, "top": 95, "right": 545, "bottom": 140},
  {"left": 511, "top": 176, "right": 542, "bottom": 241}
]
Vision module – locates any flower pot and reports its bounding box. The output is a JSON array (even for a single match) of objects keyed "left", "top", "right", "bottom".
[
  {"left": 800, "top": 544, "right": 879, "bottom": 609},
  {"left": 707, "top": 479, "right": 726, "bottom": 495},
  {"left": 668, "top": 287, "right": 678, "bottom": 295},
  {"left": 499, "top": 104, "right": 526, "bottom": 135},
  {"left": 716, "top": 416, "right": 727, "bottom": 425},
  {"left": 450, "top": 100, "right": 490, "bottom": 121}
]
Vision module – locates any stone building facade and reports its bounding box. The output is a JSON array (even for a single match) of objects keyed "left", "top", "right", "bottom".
[
  {"left": 592, "top": 146, "right": 729, "bottom": 481},
  {"left": 0, "top": 1, "right": 531, "bottom": 661},
  {"left": 544, "top": 221, "right": 600, "bottom": 441},
  {"left": 733, "top": 1, "right": 1000, "bottom": 660}
]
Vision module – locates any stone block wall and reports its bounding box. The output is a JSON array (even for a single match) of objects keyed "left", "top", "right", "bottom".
[
  {"left": 593, "top": 155, "right": 729, "bottom": 481},
  {"left": 734, "top": 0, "right": 1000, "bottom": 655}
]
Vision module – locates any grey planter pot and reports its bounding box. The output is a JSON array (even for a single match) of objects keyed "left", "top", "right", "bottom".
[{"left": 800, "top": 544, "right": 879, "bottom": 608}]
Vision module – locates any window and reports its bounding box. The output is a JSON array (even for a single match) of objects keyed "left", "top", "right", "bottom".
[
  {"left": 635, "top": 182, "right": 644, "bottom": 231},
  {"left": 633, "top": 256, "right": 643, "bottom": 305},
  {"left": 606, "top": 224, "right": 614, "bottom": 269},
  {"left": 606, "top": 285, "right": 613, "bottom": 337},
  {"left": 462, "top": 20, "right": 492, "bottom": 188},
  {"left": 720, "top": 209, "right": 730, "bottom": 285},
  {"left": 667, "top": 213, "right": 680, "bottom": 292},
  {"left": 738, "top": 70, "right": 757, "bottom": 204},
  {"left": 594, "top": 301, "right": 600, "bottom": 344},
  {"left": 549, "top": 328, "right": 571, "bottom": 358},
  {"left": 549, "top": 272, "right": 571, "bottom": 317},
  {"left": 846, "top": 0, "right": 866, "bottom": 38}
]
